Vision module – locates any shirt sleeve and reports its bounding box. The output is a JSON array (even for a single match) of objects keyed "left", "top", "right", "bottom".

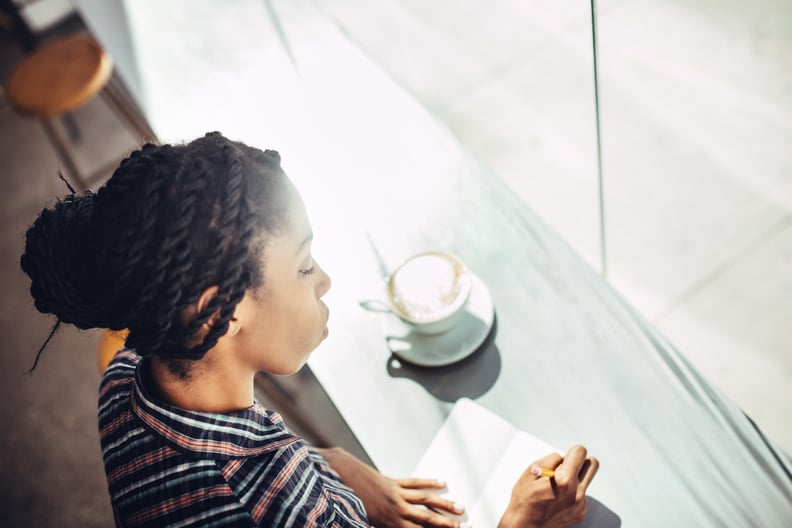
[
  {"left": 305, "top": 447, "right": 371, "bottom": 527},
  {"left": 219, "top": 443, "right": 369, "bottom": 527}
]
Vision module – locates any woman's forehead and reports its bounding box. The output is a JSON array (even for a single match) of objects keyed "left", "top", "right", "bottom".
[{"left": 265, "top": 185, "right": 312, "bottom": 251}]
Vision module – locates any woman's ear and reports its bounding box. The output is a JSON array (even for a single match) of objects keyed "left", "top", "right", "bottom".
[
  {"left": 226, "top": 315, "right": 242, "bottom": 337},
  {"left": 181, "top": 286, "right": 221, "bottom": 348},
  {"left": 195, "top": 286, "right": 220, "bottom": 315},
  {"left": 226, "top": 295, "right": 248, "bottom": 337}
]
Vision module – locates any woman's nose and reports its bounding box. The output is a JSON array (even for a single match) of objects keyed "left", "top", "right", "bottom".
[{"left": 314, "top": 260, "right": 331, "bottom": 298}]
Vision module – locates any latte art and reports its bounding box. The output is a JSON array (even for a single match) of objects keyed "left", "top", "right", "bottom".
[{"left": 388, "top": 253, "right": 466, "bottom": 321}]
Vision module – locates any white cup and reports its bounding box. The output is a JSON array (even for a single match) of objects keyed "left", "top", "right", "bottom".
[{"left": 361, "top": 251, "right": 472, "bottom": 335}]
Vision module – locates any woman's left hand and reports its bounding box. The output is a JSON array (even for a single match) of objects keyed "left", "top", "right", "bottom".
[{"left": 317, "top": 447, "right": 465, "bottom": 527}]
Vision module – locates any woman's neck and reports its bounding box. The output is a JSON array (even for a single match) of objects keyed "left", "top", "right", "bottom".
[{"left": 147, "top": 355, "right": 256, "bottom": 414}]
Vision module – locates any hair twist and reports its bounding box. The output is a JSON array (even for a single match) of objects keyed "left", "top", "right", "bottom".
[{"left": 21, "top": 132, "right": 289, "bottom": 369}]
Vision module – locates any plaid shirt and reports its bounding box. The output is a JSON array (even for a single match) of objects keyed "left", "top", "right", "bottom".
[{"left": 98, "top": 350, "right": 369, "bottom": 527}]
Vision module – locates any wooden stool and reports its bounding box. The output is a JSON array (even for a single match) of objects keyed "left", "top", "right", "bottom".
[{"left": 5, "top": 34, "right": 153, "bottom": 190}]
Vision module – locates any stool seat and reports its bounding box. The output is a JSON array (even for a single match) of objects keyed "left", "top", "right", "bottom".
[
  {"left": 98, "top": 329, "right": 129, "bottom": 372},
  {"left": 4, "top": 33, "right": 153, "bottom": 191},
  {"left": 7, "top": 35, "right": 113, "bottom": 118}
]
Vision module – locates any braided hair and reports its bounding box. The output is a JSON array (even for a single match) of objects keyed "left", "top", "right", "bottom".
[{"left": 21, "top": 132, "right": 289, "bottom": 374}]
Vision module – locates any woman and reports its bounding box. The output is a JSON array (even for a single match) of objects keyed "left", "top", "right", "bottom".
[{"left": 21, "top": 133, "right": 597, "bottom": 527}]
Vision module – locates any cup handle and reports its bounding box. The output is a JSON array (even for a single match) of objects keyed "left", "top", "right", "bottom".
[{"left": 358, "top": 299, "right": 393, "bottom": 313}]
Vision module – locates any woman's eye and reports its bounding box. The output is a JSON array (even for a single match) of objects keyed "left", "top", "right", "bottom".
[{"left": 299, "top": 266, "right": 316, "bottom": 277}]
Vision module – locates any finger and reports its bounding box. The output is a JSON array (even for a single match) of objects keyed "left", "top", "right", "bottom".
[
  {"left": 401, "top": 488, "right": 465, "bottom": 515},
  {"left": 395, "top": 518, "right": 423, "bottom": 528},
  {"left": 578, "top": 458, "right": 592, "bottom": 481},
  {"left": 402, "top": 504, "right": 462, "bottom": 528},
  {"left": 534, "top": 451, "right": 564, "bottom": 471},
  {"left": 555, "top": 445, "right": 587, "bottom": 482},
  {"left": 394, "top": 477, "right": 448, "bottom": 490},
  {"left": 550, "top": 476, "right": 560, "bottom": 498},
  {"left": 576, "top": 457, "right": 600, "bottom": 498}
]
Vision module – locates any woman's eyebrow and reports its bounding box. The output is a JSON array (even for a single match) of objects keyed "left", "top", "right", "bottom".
[{"left": 295, "top": 232, "right": 313, "bottom": 255}]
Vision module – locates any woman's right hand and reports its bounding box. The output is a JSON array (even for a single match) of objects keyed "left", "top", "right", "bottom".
[{"left": 498, "top": 445, "right": 599, "bottom": 528}]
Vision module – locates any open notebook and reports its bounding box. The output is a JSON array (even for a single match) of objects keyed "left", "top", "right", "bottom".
[{"left": 412, "top": 398, "right": 619, "bottom": 527}]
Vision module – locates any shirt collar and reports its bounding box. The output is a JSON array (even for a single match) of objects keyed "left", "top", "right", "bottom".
[{"left": 130, "top": 357, "right": 299, "bottom": 459}]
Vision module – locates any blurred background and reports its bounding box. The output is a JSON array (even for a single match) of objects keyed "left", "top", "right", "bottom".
[{"left": 1, "top": 0, "right": 789, "bottom": 526}]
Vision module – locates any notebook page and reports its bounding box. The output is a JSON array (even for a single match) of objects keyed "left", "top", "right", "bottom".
[
  {"left": 411, "top": 398, "right": 518, "bottom": 522},
  {"left": 469, "top": 430, "right": 560, "bottom": 526}
]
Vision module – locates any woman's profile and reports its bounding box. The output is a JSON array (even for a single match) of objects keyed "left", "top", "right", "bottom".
[{"left": 21, "top": 132, "right": 597, "bottom": 527}]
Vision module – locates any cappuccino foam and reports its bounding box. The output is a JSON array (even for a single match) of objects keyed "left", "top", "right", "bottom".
[{"left": 389, "top": 254, "right": 464, "bottom": 321}]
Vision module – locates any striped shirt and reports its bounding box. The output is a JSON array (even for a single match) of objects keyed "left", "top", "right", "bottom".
[{"left": 98, "top": 350, "right": 369, "bottom": 527}]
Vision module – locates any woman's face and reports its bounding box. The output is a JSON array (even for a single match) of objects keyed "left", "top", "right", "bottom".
[{"left": 231, "top": 183, "right": 332, "bottom": 375}]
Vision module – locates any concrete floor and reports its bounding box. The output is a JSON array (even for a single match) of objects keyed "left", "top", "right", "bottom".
[
  {"left": 0, "top": 25, "right": 140, "bottom": 525},
  {"left": 1, "top": 1, "right": 790, "bottom": 526}
]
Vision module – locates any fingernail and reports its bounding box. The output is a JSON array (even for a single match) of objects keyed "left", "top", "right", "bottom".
[
  {"left": 454, "top": 502, "right": 465, "bottom": 512},
  {"left": 435, "top": 479, "right": 447, "bottom": 487}
]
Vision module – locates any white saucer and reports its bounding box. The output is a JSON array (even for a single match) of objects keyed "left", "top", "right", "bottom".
[{"left": 380, "top": 273, "right": 495, "bottom": 367}]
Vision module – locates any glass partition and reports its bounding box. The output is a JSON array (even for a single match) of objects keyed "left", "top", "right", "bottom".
[
  {"left": 304, "top": 0, "right": 791, "bottom": 451},
  {"left": 594, "top": 0, "right": 791, "bottom": 448},
  {"left": 309, "top": 0, "right": 604, "bottom": 271}
]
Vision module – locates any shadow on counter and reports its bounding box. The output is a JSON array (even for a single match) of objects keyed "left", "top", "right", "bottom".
[{"left": 386, "top": 315, "right": 501, "bottom": 401}]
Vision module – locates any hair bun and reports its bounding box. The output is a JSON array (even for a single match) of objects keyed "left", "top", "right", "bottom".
[
  {"left": 21, "top": 193, "right": 120, "bottom": 329},
  {"left": 22, "top": 133, "right": 285, "bottom": 363}
]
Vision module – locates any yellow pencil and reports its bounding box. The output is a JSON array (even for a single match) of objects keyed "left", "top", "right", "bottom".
[{"left": 529, "top": 466, "right": 555, "bottom": 478}]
